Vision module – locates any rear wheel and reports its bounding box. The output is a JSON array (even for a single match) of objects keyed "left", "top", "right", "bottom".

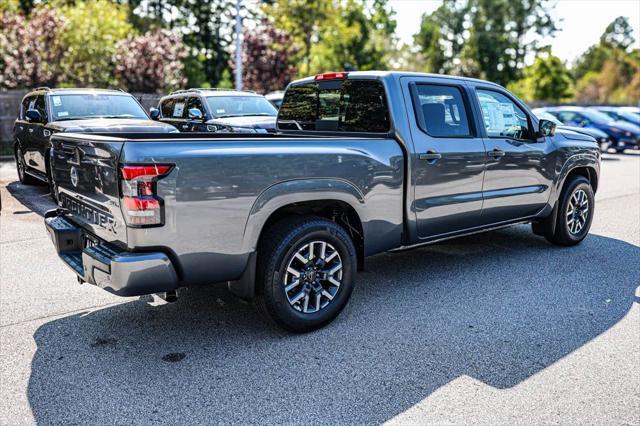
[
  {"left": 542, "top": 176, "right": 594, "bottom": 246},
  {"left": 255, "top": 216, "right": 357, "bottom": 333},
  {"left": 15, "top": 146, "right": 39, "bottom": 185}
]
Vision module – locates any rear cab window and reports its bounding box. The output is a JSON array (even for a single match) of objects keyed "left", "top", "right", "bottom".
[{"left": 278, "top": 79, "right": 390, "bottom": 133}]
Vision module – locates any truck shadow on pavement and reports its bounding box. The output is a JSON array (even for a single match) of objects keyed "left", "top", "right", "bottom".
[
  {"left": 27, "top": 226, "right": 639, "bottom": 424},
  {"left": 5, "top": 182, "right": 56, "bottom": 217}
]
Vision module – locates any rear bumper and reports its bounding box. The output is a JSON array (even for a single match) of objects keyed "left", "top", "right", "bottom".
[{"left": 44, "top": 209, "right": 178, "bottom": 296}]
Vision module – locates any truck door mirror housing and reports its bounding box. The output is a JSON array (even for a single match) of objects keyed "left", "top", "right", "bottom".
[
  {"left": 149, "top": 108, "right": 161, "bottom": 120},
  {"left": 539, "top": 119, "right": 556, "bottom": 137},
  {"left": 25, "top": 109, "right": 43, "bottom": 123},
  {"left": 188, "top": 108, "right": 203, "bottom": 120}
]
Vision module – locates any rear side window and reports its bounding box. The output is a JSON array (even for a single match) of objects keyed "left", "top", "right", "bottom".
[
  {"left": 278, "top": 80, "right": 390, "bottom": 133},
  {"left": 412, "top": 84, "right": 471, "bottom": 137}
]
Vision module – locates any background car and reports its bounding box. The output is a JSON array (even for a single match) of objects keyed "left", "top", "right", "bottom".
[
  {"left": 13, "top": 88, "right": 178, "bottom": 196},
  {"left": 542, "top": 106, "right": 640, "bottom": 153},
  {"left": 153, "top": 89, "right": 278, "bottom": 133},
  {"left": 533, "top": 109, "right": 611, "bottom": 152},
  {"left": 590, "top": 106, "right": 640, "bottom": 126},
  {"left": 265, "top": 91, "right": 285, "bottom": 109}
]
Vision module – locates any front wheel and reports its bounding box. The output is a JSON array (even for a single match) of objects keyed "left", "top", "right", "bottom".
[
  {"left": 544, "top": 176, "right": 594, "bottom": 246},
  {"left": 15, "top": 146, "right": 39, "bottom": 185},
  {"left": 255, "top": 216, "right": 357, "bottom": 333}
]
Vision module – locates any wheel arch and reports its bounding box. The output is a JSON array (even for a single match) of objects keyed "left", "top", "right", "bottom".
[{"left": 245, "top": 178, "right": 367, "bottom": 267}]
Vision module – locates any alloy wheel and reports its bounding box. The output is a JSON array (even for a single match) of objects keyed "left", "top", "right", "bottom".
[
  {"left": 283, "top": 240, "right": 343, "bottom": 314},
  {"left": 566, "top": 188, "right": 589, "bottom": 235}
]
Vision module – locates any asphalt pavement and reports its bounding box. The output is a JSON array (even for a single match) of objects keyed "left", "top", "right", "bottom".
[{"left": 1, "top": 153, "right": 638, "bottom": 425}]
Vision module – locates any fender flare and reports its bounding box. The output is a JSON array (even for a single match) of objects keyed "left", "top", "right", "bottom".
[
  {"left": 228, "top": 178, "right": 366, "bottom": 300},
  {"left": 242, "top": 178, "right": 366, "bottom": 253},
  {"left": 553, "top": 153, "right": 599, "bottom": 202}
]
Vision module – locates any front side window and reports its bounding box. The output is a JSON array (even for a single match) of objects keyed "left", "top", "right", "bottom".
[
  {"left": 206, "top": 96, "right": 277, "bottom": 118},
  {"left": 413, "top": 84, "right": 471, "bottom": 137},
  {"left": 160, "top": 98, "right": 175, "bottom": 118},
  {"left": 278, "top": 79, "right": 390, "bottom": 133},
  {"left": 187, "top": 97, "right": 204, "bottom": 115},
  {"left": 21, "top": 96, "right": 36, "bottom": 119},
  {"left": 49, "top": 94, "right": 148, "bottom": 121},
  {"left": 476, "top": 89, "right": 531, "bottom": 140},
  {"left": 169, "top": 97, "right": 187, "bottom": 118},
  {"left": 35, "top": 95, "right": 48, "bottom": 122}
]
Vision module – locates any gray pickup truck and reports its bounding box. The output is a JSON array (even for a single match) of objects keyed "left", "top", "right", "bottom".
[{"left": 45, "top": 71, "right": 600, "bottom": 332}]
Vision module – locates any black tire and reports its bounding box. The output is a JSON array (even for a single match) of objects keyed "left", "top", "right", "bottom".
[
  {"left": 15, "top": 146, "right": 39, "bottom": 185},
  {"left": 255, "top": 216, "right": 357, "bottom": 333},
  {"left": 544, "top": 176, "right": 594, "bottom": 246}
]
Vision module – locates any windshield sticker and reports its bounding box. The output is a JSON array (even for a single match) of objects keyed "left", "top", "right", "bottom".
[
  {"left": 173, "top": 102, "right": 185, "bottom": 117},
  {"left": 482, "top": 102, "right": 517, "bottom": 132},
  {"left": 216, "top": 108, "right": 226, "bottom": 114},
  {"left": 52, "top": 96, "right": 62, "bottom": 107},
  {"left": 58, "top": 111, "right": 69, "bottom": 117}
]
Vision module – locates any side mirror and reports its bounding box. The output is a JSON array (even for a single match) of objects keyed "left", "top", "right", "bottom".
[
  {"left": 538, "top": 119, "right": 556, "bottom": 137},
  {"left": 149, "top": 108, "right": 160, "bottom": 120},
  {"left": 188, "top": 108, "right": 203, "bottom": 120},
  {"left": 25, "top": 109, "right": 42, "bottom": 123}
]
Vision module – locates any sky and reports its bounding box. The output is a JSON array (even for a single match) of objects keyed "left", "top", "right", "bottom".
[{"left": 390, "top": 0, "right": 640, "bottom": 64}]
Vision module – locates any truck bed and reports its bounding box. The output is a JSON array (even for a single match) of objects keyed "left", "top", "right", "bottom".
[{"left": 50, "top": 132, "right": 405, "bottom": 288}]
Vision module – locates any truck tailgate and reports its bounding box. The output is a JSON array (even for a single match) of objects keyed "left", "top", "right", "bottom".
[{"left": 50, "top": 133, "right": 127, "bottom": 246}]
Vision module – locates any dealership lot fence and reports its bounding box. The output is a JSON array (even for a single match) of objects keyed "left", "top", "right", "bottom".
[{"left": 0, "top": 90, "right": 161, "bottom": 154}]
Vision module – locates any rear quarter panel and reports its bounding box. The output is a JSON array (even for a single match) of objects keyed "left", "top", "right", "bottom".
[{"left": 121, "top": 137, "right": 404, "bottom": 285}]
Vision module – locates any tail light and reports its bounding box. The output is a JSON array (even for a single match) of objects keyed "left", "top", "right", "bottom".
[{"left": 120, "top": 164, "right": 173, "bottom": 226}]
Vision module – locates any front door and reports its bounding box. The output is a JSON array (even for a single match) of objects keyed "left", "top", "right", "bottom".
[
  {"left": 470, "top": 86, "right": 553, "bottom": 224},
  {"left": 402, "top": 77, "right": 487, "bottom": 239},
  {"left": 30, "top": 94, "right": 50, "bottom": 174},
  {"left": 160, "top": 96, "right": 191, "bottom": 132}
]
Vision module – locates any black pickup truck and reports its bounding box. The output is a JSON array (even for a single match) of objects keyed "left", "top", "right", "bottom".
[
  {"left": 45, "top": 72, "right": 600, "bottom": 332},
  {"left": 13, "top": 88, "right": 177, "bottom": 196}
]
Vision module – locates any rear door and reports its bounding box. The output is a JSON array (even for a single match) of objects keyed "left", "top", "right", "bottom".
[
  {"left": 469, "top": 85, "right": 552, "bottom": 223},
  {"left": 51, "top": 134, "right": 128, "bottom": 246},
  {"left": 401, "top": 76, "right": 487, "bottom": 239}
]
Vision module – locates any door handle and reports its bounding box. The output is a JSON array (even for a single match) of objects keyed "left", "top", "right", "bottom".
[
  {"left": 419, "top": 151, "right": 442, "bottom": 162},
  {"left": 490, "top": 148, "right": 506, "bottom": 158},
  {"left": 181, "top": 124, "right": 189, "bottom": 129}
]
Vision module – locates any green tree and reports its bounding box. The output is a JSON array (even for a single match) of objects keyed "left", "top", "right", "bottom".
[
  {"left": 414, "top": 0, "right": 557, "bottom": 86},
  {"left": 130, "top": 0, "right": 244, "bottom": 87},
  {"left": 573, "top": 16, "right": 639, "bottom": 103},
  {"left": 507, "top": 51, "right": 573, "bottom": 102},
  {"left": 312, "top": 0, "right": 396, "bottom": 72},
  {"left": 263, "top": 0, "right": 331, "bottom": 75},
  {"left": 58, "top": 0, "right": 134, "bottom": 87}
]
